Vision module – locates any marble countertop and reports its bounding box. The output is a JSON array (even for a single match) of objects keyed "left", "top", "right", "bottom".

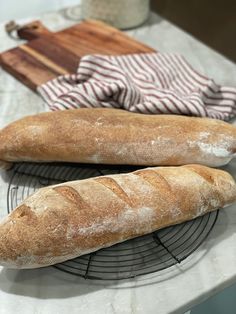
[{"left": 1, "top": 8, "right": 236, "bottom": 314}]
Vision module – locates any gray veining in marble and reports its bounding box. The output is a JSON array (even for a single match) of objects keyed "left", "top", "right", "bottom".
[{"left": 0, "top": 8, "right": 236, "bottom": 314}]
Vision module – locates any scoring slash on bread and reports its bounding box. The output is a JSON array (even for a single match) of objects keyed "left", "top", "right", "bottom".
[
  {"left": 0, "top": 108, "right": 236, "bottom": 169},
  {"left": 0, "top": 164, "right": 235, "bottom": 269}
]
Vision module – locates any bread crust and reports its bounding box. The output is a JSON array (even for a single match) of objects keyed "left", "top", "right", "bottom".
[
  {"left": 0, "top": 108, "right": 236, "bottom": 167},
  {"left": 0, "top": 164, "right": 235, "bottom": 268}
]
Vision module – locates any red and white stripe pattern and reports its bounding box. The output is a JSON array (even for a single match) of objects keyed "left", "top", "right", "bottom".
[{"left": 38, "top": 53, "right": 236, "bottom": 120}]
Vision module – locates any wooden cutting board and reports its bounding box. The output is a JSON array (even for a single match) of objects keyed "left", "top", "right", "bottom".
[{"left": 0, "top": 20, "right": 155, "bottom": 91}]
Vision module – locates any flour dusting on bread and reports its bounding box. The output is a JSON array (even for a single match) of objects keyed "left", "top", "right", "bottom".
[{"left": 1, "top": 108, "right": 236, "bottom": 167}]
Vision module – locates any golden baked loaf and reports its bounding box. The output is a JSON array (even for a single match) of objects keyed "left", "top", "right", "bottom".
[
  {"left": 0, "top": 108, "right": 236, "bottom": 168},
  {"left": 0, "top": 164, "right": 235, "bottom": 268}
]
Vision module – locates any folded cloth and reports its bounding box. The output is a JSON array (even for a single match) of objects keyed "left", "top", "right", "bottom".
[{"left": 38, "top": 52, "right": 236, "bottom": 120}]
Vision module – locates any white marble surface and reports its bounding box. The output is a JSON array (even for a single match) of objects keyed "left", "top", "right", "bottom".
[
  {"left": 0, "top": 8, "right": 236, "bottom": 314},
  {"left": 0, "top": 0, "right": 81, "bottom": 22}
]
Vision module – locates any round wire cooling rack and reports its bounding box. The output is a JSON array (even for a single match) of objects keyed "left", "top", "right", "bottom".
[{"left": 7, "top": 162, "right": 219, "bottom": 280}]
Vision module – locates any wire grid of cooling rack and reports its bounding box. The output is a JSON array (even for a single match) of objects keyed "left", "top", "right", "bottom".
[{"left": 7, "top": 162, "right": 218, "bottom": 280}]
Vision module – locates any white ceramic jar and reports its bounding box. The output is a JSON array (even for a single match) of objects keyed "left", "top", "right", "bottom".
[{"left": 81, "top": 0, "right": 150, "bottom": 29}]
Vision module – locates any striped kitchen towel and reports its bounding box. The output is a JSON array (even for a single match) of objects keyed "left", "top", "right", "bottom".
[{"left": 38, "top": 52, "right": 236, "bottom": 120}]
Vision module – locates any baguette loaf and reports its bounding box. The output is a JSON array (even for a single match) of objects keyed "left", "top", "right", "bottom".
[
  {"left": 0, "top": 164, "right": 235, "bottom": 269},
  {"left": 0, "top": 108, "right": 236, "bottom": 168}
]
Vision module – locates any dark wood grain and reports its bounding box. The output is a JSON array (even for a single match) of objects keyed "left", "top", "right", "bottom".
[
  {"left": 27, "top": 37, "right": 79, "bottom": 73},
  {"left": 60, "top": 20, "right": 154, "bottom": 55},
  {"left": 0, "top": 48, "right": 60, "bottom": 90},
  {"left": 0, "top": 19, "right": 155, "bottom": 92},
  {"left": 17, "top": 20, "right": 51, "bottom": 41}
]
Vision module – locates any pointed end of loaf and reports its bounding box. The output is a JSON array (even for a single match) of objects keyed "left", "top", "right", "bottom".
[
  {"left": 0, "top": 216, "right": 20, "bottom": 268},
  {"left": 0, "top": 207, "right": 41, "bottom": 269},
  {"left": 183, "top": 164, "right": 236, "bottom": 206}
]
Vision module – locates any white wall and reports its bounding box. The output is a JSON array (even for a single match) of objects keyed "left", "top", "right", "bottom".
[{"left": 0, "top": 0, "right": 81, "bottom": 22}]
